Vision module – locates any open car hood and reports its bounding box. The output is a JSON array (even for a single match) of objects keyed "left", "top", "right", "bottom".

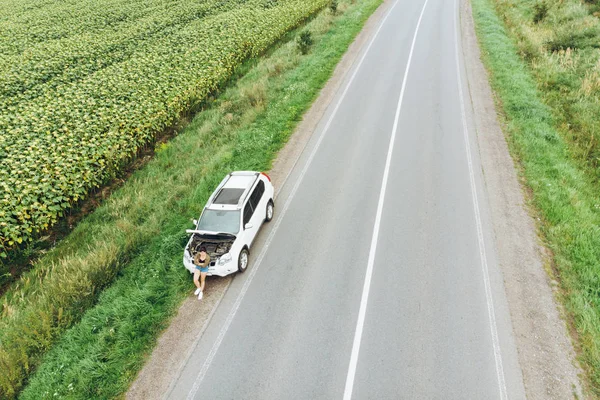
[{"left": 186, "top": 229, "right": 236, "bottom": 240}]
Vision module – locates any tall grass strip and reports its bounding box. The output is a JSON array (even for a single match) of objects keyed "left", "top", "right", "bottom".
[{"left": 471, "top": 0, "right": 600, "bottom": 393}]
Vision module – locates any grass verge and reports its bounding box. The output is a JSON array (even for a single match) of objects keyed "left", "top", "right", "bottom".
[
  {"left": 15, "top": 0, "right": 382, "bottom": 398},
  {"left": 489, "top": 0, "right": 600, "bottom": 180},
  {"left": 470, "top": 0, "right": 600, "bottom": 394}
]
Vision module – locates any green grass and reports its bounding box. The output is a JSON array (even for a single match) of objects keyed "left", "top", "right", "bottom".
[
  {"left": 13, "top": 0, "right": 382, "bottom": 398},
  {"left": 491, "top": 0, "right": 600, "bottom": 179},
  {"left": 471, "top": 0, "right": 600, "bottom": 394}
]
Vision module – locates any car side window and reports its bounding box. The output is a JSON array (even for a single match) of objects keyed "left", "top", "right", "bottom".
[
  {"left": 243, "top": 202, "right": 253, "bottom": 226},
  {"left": 249, "top": 180, "right": 265, "bottom": 210}
]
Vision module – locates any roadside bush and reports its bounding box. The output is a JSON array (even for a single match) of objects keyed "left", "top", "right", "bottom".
[
  {"left": 263, "top": 0, "right": 278, "bottom": 8},
  {"left": 533, "top": 1, "right": 549, "bottom": 23},
  {"left": 297, "top": 30, "right": 314, "bottom": 54},
  {"left": 546, "top": 26, "right": 600, "bottom": 51},
  {"left": 330, "top": 0, "right": 338, "bottom": 14}
]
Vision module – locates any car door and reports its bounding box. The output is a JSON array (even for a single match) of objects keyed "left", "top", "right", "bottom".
[
  {"left": 242, "top": 197, "right": 259, "bottom": 247},
  {"left": 245, "top": 180, "right": 265, "bottom": 246}
]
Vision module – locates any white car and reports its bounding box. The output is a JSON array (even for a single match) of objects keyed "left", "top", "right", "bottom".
[{"left": 183, "top": 171, "right": 275, "bottom": 276}]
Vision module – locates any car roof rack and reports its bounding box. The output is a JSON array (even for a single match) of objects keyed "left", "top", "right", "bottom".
[{"left": 207, "top": 171, "right": 260, "bottom": 210}]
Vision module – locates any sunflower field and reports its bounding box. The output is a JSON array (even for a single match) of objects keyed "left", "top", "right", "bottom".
[{"left": 0, "top": 0, "right": 328, "bottom": 256}]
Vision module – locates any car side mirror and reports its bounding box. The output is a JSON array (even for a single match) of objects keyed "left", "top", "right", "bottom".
[
  {"left": 193, "top": 219, "right": 198, "bottom": 226},
  {"left": 245, "top": 223, "right": 253, "bottom": 230}
]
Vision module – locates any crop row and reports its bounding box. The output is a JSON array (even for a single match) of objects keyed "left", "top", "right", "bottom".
[
  {"left": 0, "top": 0, "right": 167, "bottom": 51},
  {"left": 0, "top": 0, "right": 249, "bottom": 102}
]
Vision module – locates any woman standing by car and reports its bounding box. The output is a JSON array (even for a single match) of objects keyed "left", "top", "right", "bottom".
[{"left": 193, "top": 247, "right": 210, "bottom": 300}]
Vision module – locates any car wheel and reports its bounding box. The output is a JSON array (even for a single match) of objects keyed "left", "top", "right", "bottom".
[
  {"left": 265, "top": 199, "right": 274, "bottom": 222},
  {"left": 238, "top": 248, "right": 249, "bottom": 273}
]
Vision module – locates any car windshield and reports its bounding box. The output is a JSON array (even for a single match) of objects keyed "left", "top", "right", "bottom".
[{"left": 197, "top": 209, "right": 240, "bottom": 235}]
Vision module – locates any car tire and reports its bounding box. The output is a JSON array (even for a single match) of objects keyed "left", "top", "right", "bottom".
[
  {"left": 265, "top": 199, "right": 274, "bottom": 222},
  {"left": 238, "top": 248, "right": 249, "bottom": 273}
]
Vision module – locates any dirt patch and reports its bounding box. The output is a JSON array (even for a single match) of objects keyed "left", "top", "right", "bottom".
[
  {"left": 460, "top": 0, "right": 586, "bottom": 398},
  {"left": 125, "top": 2, "right": 393, "bottom": 399}
]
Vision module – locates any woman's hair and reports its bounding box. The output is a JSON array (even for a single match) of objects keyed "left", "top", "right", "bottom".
[{"left": 199, "top": 246, "right": 207, "bottom": 253}]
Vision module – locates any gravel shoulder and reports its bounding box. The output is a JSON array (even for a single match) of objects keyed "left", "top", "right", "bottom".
[
  {"left": 127, "top": 0, "right": 585, "bottom": 398},
  {"left": 460, "top": 0, "right": 585, "bottom": 398}
]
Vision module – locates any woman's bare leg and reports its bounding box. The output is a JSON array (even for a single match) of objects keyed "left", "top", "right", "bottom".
[
  {"left": 193, "top": 270, "right": 201, "bottom": 290},
  {"left": 200, "top": 272, "right": 207, "bottom": 293}
]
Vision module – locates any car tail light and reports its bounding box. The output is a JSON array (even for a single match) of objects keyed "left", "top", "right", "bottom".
[{"left": 261, "top": 172, "right": 271, "bottom": 182}]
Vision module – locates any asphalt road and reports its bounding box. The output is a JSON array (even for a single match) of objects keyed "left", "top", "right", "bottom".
[{"left": 167, "top": 0, "right": 527, "bottom": 398}]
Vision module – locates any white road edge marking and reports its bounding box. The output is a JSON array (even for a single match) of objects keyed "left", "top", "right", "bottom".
[
  {"left": 184, "top": 2, "right": 402, "bottom": 398},
  {"left": 342, "top": 0, "right": 430, "bottom": 398},
  {"left": 453, "top": 0, "right": 508, "bottom": 398}
]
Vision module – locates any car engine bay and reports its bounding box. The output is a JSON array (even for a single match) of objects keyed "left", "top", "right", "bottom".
[{"left": 188, "top": 234, "right": 234, "bottom": 261}]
